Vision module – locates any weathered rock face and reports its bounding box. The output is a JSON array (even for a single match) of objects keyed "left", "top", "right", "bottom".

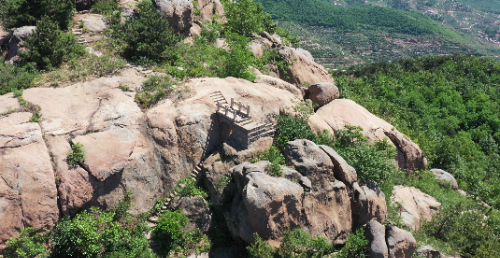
[
  {"left": 254, "top": 74, "right": 302, "bottom": 96},
  {"left": 194, "top": 0, "right": 225, "bottom": 24},
  {"left": 227, "top": 162, "right": 304, "bottom": 243},
  {"left": 284, "top": 139, "right": 334, "bottom": 179},
  {"left": 6, "top": 26, "right": 35, "bottom": 64},
  {"left": 0, "top": 113, "right": 59, "bottom": 249},
  {"left": 352, "top": 181, "right": 387, "bottom": 228},
  {"left": 392, "top": 186, "right": 441, "bottom": 231},
  {"left": 385, "top": 129, "right": 427, "bottom": 171},
  {"left": 170, "top": 196, "right": 212, "bottom": 233},
  {"left": 249, "top": 41, "right": 264, "bottom": 58},
  {"left": 80, "top": 14, "right": 108, "bottom": 33},
  {"left": 365, "top": 219, "right": 389, "bottom": 258},
  {"left": 430, "top": 169, "right": 458, "bottom": 190},
  {"left": 119, "top": 0, "right": 138, "bottom": 17},
  {"left": 0, "top": 93, "right": 20, "bottom": 114},
  {"left": 76, "top": 0, "right": 96, "bottom": 10},
  {"left": 278, "top": 46, "right": 334, "bottom": 85},
  {"left": 386, "top": 224, "right": 417, "bottom": 258},
  {"left": 319, "top": 145, "right": 357, "bottom": 187},
  {"left": 305, "top": 83, "right": 340, "bottom": 107},
  {"left": 416, "top": 245, "right": 442, "bottom": 258},
  {"left": 309, "top": 99, "right": 427, "bottom": 171}
]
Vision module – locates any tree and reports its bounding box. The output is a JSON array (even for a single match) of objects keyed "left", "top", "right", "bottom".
[
  {"left": 0, "top": 0, "right": 74, "bottom": 30},
  {"left": 20, "top": 16, "right": 83, "bottom": 70},
  {"left": 223, "top": 0, "right": 276, "bottom": 35},
  {"left": 113, "top": 0, "right": 181, "bottom": 63}
]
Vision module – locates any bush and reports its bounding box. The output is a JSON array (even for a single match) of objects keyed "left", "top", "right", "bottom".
[
  {"left": 135, "top": 75, "right": 176, "bottom": 108},
  {"left": 336, "top": 228, "right": 368, "bottom": 258},
  {"left": 0, "top": 61, "right": 38, "bottom": 95},
  {"left": 4, "top": 228, "right": 48, "bottom": 258},
  {"left": 113, "top": 0, "right": 181, "bottom": 63},
  {"left": 219, "top": 33, "right": 257, "bottom": 81},
  {"left": 172, "top": 176, "right": 208, "bottom": 198},
  {"left": 50, "top": 207, "right": 155, "bottom": 258},
  {"left": 67, "top": 139, "right": 85, "bottom": 165},
  {"left": 92, "top": 0, "right": 119, "bottom": 15},
  {"left": 0, "top": 0, "right": 74, "bottom": 30},
  {"left": 21, "top": 17, "right": 84, "bottom": 70},
  {"left": 222, "top": 0, "right": 276, "bottom": 35},
  {"left": 153, "top": 210, "right": 210, "bottom": 256},
  {"left": 251, "top": 145, "right": 285, "bottom": 176},
  {"left": 275, "top": 115, "right": 316, "bottom": 150}
]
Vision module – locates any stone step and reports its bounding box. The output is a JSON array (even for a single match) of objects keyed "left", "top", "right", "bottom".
[
  {"left": 249, "top": 129, "right": 276, "bottom": 142},
  {"left": 148, "top": 216, "right": 159, "bottom": 223},
  {"left": 143, "top": 70, "right": 153, "bottom": 74},
  {"left": 145, "top": 230, "right": 153, "bottom": 240},
  {"left": 146, "top": 221, "right": 157, "bottom": 228}
]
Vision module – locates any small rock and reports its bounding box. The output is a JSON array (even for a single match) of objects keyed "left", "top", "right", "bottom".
[
  {"left": 6, "top": 26, "right": 36, "bottom": 64},
  {"left": 299, "top": 176, "right": 312, "bottom": 189},
  {"left": 386, "top": 224, "right": 417, "bottom": 258},
  {"left": 148, "top": 216, "right": 159, "bottom": 223},
  {"left": 416, "top": 245, "right": 442, "bottom": 258},
  {"left": 430, "top": 169, "right": 458, "bottom": 190},
  {"left": 392, "top": 186, "right": 441, "bottom": 231},
  {"left": 305, "top": 83, "right": 340, "bottom": 107}
]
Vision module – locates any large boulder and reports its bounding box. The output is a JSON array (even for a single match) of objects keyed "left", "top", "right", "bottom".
[
  {"left": 365, "top": 219, "right": 389, "bottom": 258},
  {"left": 254, "top": 74, "right": 302, "bottom": 96},
  {"left": 309, "top": 99, "right": 427, "bottom": 171},
  {"left": 227, "top": 162, "right": 304, "bottom": 243},
  {"left": 80, "top": 14, "right": 108, "bottom": 33},
  {"left": 6, "top": 26, "right": 36, "bottom": 64},
  {"left": 170, "top": 196, "right": 212, "bottom": 234},
  {"left": 392, "top": 186, "right": 441, "bottom": 231},
  {"left": 319, "top": 145, "right": 357, "bottom": 187},
  {"left": 305, "top": 83, "right": 340, "bottom": 107},
  {"left": 352, "top": 181, "right": 387, "bottom": 227},
  {"left": 284, "top": 139, "right": 334, "bottom": 179},
  {"left": 385, "top": 129, "right": 427, "bottom": 171},
  {"left": 278, "top": 46, "right": 334, "bottom": 85},
  {"left": 0, "top": 113, "right": 59, "bottom": 249},
  {"left": 430, "top": 169, "right": 458, "bottom": 190},
  {"left": 386, "top": 224, "right": 417, "bottom": 258},
  {"left": 155, "top": 0, "right": 194, "bottom": 33}
]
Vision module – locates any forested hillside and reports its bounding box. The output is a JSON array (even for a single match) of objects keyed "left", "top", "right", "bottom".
[{"left": 257, "top": 0, "right": 500, "bottom": 68}]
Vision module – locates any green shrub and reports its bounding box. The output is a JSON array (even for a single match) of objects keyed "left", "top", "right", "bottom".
[
  {"left": 92, "top": 0, "right": 120, "bottom": 15},
  {"left": 173, "top": 176, "right": 208, "bottom": 198},
  {"left": 0, "top": 61, "right": 38, "bottom": 95},
  {"left": 251, "top": 145, "right": 285, "bottom": 176},
  {"left": 222, "top": 0, "right": 276, "bottom": 35},
  {"left": 134, "top": 75, "right": 175, "bottom": 108},
  {"left": 113, "top": 0, "right": 181, "bottom": 63},
  {"left": 153, "top": 210, "right": 210, "bottom": 256},
  {"left": 21, "top": 16, "right": 84, "bottom": 70},
  {"left": 50, "top": 207, "right": 155, "bottom": 258},
  {"left": 29, "top": 112, "right": 42, "bottom": 123},
  {"left": 219, "top": 33, "right": 257, "bottom": 81},
  {"left": 0, "top": 0, "right": 74, "bottom": 30},
  {"left": 4, "top": 228, "right": 48, "bottom": 258},
  {"left": 275, "top": 115, "right": 316, "bottom": 150},
  {"left": 68, "top": 54, "right": 126, "bottom": 81},
  {"left": 67, "top": 139, "right": 85, "bottom": 165},
  {"left": 336, "top": 228, "right": 368, "bottom": 258},
  {"left": 247, "top": 233, "right": 274, "bottom": 258}
]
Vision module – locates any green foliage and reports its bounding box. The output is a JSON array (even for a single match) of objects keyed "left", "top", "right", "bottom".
[
  {"left": 21, "top": 17, "right": 84, "bottom": 70},
  {"left": 113, "top": 0, "right": 181, "bottom": 63},
  {"left": 173, "top": 176, "right": 209, "bottom": 198},
  {"left": 113, "top": 191, "right": 133, "bottom": 221},
  {"left": 66, "top": 54, "right": 126, "bottom": 81},
  {"left": 247, "top": 229, "right": 334, "bottom": 257},
  {"left": 67, "top": 139, "right": 85, "bottom": 165},
  {"left": 153, "top": 210, "right": 210, "bottom": 256},
  {"left": 0, "top": 60, "right": 38, "bottom": 95},
  {"left": 30, "top": 112, "right": 42, "bottom": 123},
  {"left": 92, "top": 0, "right": 120, "bottom": 15},
  {"left": 134, "top": 75, "right": 175, "bottom": 108},
  {"left": 222, "top": 0, "right": 276, "bottom": 35},
  {"left": 251, "top": 145, "right": 286, "bottom": 176},
  {"left": 335, "top": 228, "right": 368, "bottom": 258},
  {"left": 50, "top": 207, "right": 155, "bottom": 258},
  {"left": 219, "top": 33, "right": 257, "bottom": 81},
  {"left": 4, "top": 228, "right": 48, "bottom": 258},
  {"left": 275, "top": 114, "right": 317, "bottom": 150},
  {"left": 0, "top": 0, "right": 74, "bottom": 30}
]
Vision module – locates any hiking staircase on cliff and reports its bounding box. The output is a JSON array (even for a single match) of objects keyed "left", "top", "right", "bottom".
[
  {"left": 71, "top": 28, "right": 87, "bottom": 44},
  {"left": 211, "top": 91, "right": 276, "bottom": 148}
]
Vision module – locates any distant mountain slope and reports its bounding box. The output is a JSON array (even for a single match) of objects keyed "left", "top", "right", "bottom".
[{"left": 257, "top": 0, "right": 500, "bottom": 68}]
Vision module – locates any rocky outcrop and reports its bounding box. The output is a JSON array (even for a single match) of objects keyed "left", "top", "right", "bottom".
[
  {"left": 170, "top": 196, "right": 212, "bottom": 233},
  {"left": 226, "top": 160, "right": 352, "bottom": 245},
  {"left": 278, "top": 46, "right": 334, "bottom": 85},
  {"left": 365, "top": 219, "right": 389, "bottom": 258},
  {"left": 416, "top": 245, "right": 442, "bottom": 258},
  {"left": 119, "top": 0, "right": 138, "bottom": 17},
  {"left": 385, "top": 129, "right": 427, "bottom": 171},
  {"left": 80, "top": 14, "right": 108, "bottom": 33},
  {"left": 386, "top": 224, "right": 417, "bottom": 258},
  {"left": 0, "top": 26, "right": 11, "bottom": 50},
  {"left": 0, "top": 93, "right": 20, "bottom": 114},
  {"left": 227, "top": 162, "right": 304, "bottom": 244},
  {"left": 309, "top": 99, "right": 427, "bottom": 171},
  {"left": 352, "top": 181, "right": 387, "bottom": 227},
  {"left": 6, "top": 26, "right": 35, "bottom": 64},
  {"left": 319, "top": 145, "right": 357, "bottom": 187},
  {"left": 249, "top": 41, "right": 264, "bottom": 58},
  {"left": 254, "top": 74, "right": 302, "bottom": 96},
  {"left": 0, "top": 113, "right": 59, "bottom": 249},
  {"left": 392, "top": 186, "right": 441, "bottom": 231},
  {"left": 365, "top": 220, "right": 417, "bottom": 258},
  {"left": 430, "top": 169, "right": 458, "bottom": 190},
  {"left": 284, "top": 139, "right": 334, "bottom": 179},
  {"left": 305, "top": 83, "right": 340, "bottom": 107},
  {"left": 154, "top": 0, "right": 224, "bottom": 35}
]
